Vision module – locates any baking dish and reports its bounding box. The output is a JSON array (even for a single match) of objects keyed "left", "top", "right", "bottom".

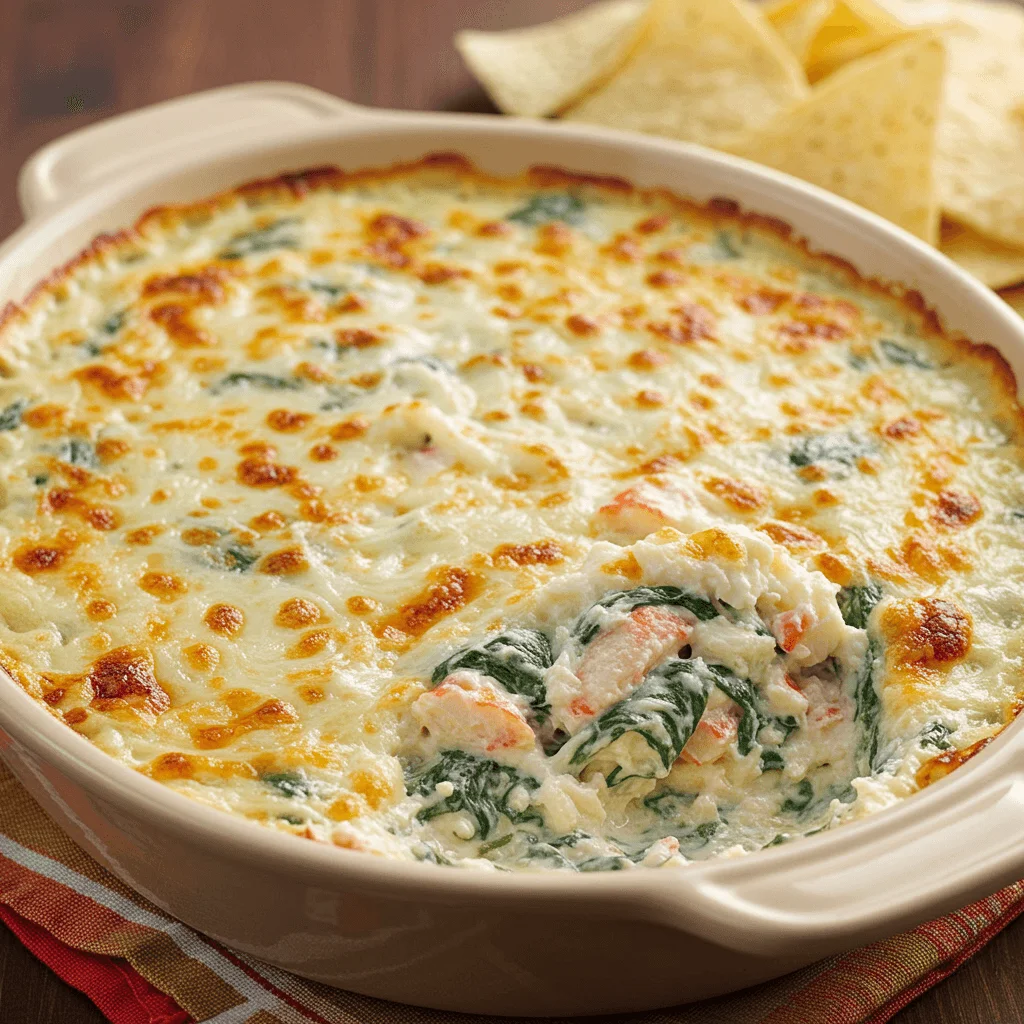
[{"left": 2, "top": 82, "right": 1024, "bottom": 1016}]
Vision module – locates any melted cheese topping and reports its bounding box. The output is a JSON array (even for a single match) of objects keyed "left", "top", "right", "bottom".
[{"left": 0, "top": 156, "right": 1022, "bottom": 870}]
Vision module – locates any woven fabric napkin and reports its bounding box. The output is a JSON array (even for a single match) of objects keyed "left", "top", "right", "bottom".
[{"left": 0, "top": 760, "right": 1020, "bottom": 1024}]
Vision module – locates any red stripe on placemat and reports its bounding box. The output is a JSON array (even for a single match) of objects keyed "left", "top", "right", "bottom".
[
  {"left": 863, "top": 895, "right": 1024, "bottom": 1024},
  {"left": 0, "top": 904, "right": 193, "bottom": 1024}
]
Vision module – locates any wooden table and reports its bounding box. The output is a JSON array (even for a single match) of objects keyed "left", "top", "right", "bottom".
[{"left": 1, "top": 0, "right": 1023, "bottom": 1020}]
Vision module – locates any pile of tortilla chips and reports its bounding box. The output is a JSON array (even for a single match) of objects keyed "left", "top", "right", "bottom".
[{"left": 456, "top": 0, "right": 1024, "bottom": 302}]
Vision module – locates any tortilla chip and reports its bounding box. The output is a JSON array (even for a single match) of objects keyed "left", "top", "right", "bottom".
[
  {"left": 880, "top": 0, "right": 1024, "bottom": 250},
  {"left": 562, "top": 0, "right": 809, "bottom": 150},
  {"left": 765, "top": 0, "right": 837, "bottom": 65},
  {"left": 940, "top": 219, "right": 1024, "bottom": 290},
  {"left": 803, "top": 0, "right": 909, "bottom": 81},
  {"left": 454, "top": 1, "right": 647, "bottom": 118},
  {"left": 727, "top": 33, "right": 945, "bottom": 242}
]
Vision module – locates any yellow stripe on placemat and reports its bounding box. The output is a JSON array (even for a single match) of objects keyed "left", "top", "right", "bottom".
[{"left": 0, "top": 758, "right": 1019, "bottom": 1024}]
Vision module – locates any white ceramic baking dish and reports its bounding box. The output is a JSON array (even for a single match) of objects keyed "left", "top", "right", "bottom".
[{"left": 2, "top": 81, "right": 1024, "bottom": 1017}]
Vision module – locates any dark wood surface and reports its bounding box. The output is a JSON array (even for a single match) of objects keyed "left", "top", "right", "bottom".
[{"left": 1, "top": 0, "right": 1023, "bottom": 1020}]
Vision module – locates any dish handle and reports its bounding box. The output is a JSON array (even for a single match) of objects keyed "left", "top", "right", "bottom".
[
  {"left": 18, "top": 82, "right": 367, "bottom": 221},
  {"left": 658, "top": 758, "right": 1024, "bottom": 956}
]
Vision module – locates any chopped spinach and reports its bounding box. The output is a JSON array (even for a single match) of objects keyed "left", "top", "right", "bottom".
[
  {"left": 643, "top": 789, "right": 697, "bottom": 818},
  {"left": 711, "top": 230, "right": 741, "bottom": 260},
  {"left": 920, "top": 721, "right": 953, "bottom": 751},
  {"left": 431, "top": 628, "right": 552, "bottom": 722},
  {"left": 578, "top": 856, "right": 629, "bottom": 872},
  {"left": 0, "top": 398, "right": 28, "bottom": 431},
  {"left": 102, "top": 310, "right": 126, "bottom": 335},
  {"left": 262, "top": 770, "right": 312, "bottom": 799},
  {"left": 218, "top": 542, "right": 259, "bottom": 573},
  {"left": 304, "top": 279, "right": 347, "bottom": 299},
  {"left": 675, "top": 820, "right": 720, "bottom": 849},
  {"left": 760, "top": 748, "right": 786, "bottom": 772},
  {"left": 58, "top": 438, "right": 98, "bottom": 469},
  {"left": 565, "top": 657, "right": 718, "bottom": 780},
  {"left": 837, "top": 582, "right": 883, "bottom": 630},
  {"left": 523, "top": 843, "right": 575, "bottom": 869},
  {"left": 880, "top": 339, "right": 932, "bottom": 369},
  {"left": 789, "top": 432, "right": 873, "bottom": 471},
  {"left": 477, "top": 833, "right": 514, "bottom": 855},
  {"left": 709, "top": 667, "right": 760, "bottom": 756},
  {"left": 405, "top": 749, "right": 542, "bottom": 840},
  {"left": 506, "top": 192, "right": 586, "bottom": 227},
  {"left": 854, "top": 638, "right": 884, "bottom": 772},
  {"left": 573, "top": 585, "right": 718, "bottom": 646},
  {"left": 219, "top": 218, "right": 300, "bottom": 260},
  {"left": 780, "top": 779, "right": 814, "bottom": 813},
  {"left": 209, "top": 372, "right": 303, "bottom": 395}
]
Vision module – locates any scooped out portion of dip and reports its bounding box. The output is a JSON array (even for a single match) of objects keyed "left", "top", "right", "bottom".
[
  {"left": 385, "top": 526, "right": 871, "bottom": 869},
  {"left": 0, "top": 156, "right": 1018, "bottom": 870}
]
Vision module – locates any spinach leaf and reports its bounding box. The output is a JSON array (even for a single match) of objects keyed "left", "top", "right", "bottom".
[
  {"left": 708, "top": 666, "right": 760, "bottom": 756},
  {"left": 102, "top": 310, "right": 126, "bottom": 336},
  {"left": 675, "top": 819, "right": 720, "bottom": 849},
  {"left": 780, "top": 779, "right": 814, "bottom": 813},
  {"left": 305, "top": 280, "right": 347, "bottom": 299},
  {"left": 880, "top": 339, "right": 932, "bottom": 369},
  {"left": 837, "top": 582, "right": 883, "bottom": 630},
  {"left": 711, "top": 230, "right": 741, "bottom": 260},
  {"left": 920, "top": 721, "right": 953, "bottom": 751},
  {"left": 854, "top": 638, "right": 884, "bottom": 772},
  {"left": 58, "top": 438, "right": 98, "bottom": 469},
  {"left": 573, "top": 585, "right": 718, "bottom": 646},
  {"left": 506, "top": 193, "right": 586, "bottom": 227},
  {"left": 0, "top": 399, "right": 28, "bottom": 432},
  {"left": 431, "top": 628, "right": 552, "bottom": 722},
  {"left": 565, "top": 657, "right": 717, "bottom": 780},
  {"left": 643, "top": 789, "right": 697, "bottom": 818},
  {"left": 219, "top": 218, "right": 300, "bottom": 259},
  {"left": 406, "top": 749, "right": 542, "bottom": 840},
  {"left": 578, "top": 856, "right": 629, "bottom": 872},
  {"left": 789, "top": 432, "right": 873, "bottom": 471},
  {"left": 760, "top": 748, "right": 785, "bottom": 771},
  {"left": 216, "top": 542, "right": 259, "bottom": 573},
  {"left": 209, "top": 372, "right": 303, "bottom": 395},
  {"left": 262, "top": 770, "right": 312, "bottom": 798},
  {"left": 477, "top": 833, "right": 514, "bottom": 855}
]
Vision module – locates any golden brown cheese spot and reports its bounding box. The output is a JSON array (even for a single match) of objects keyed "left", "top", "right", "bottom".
[
  {"left": 193, "top": 697, "right": 300, "bottom": 750},
  {"left": 74, "top": 363, "right": 155, "bottom": 401},
  {"left": 124, "top": 525, "right": 162, "bottom": 545},
  {"left": 646, "top": 269, "right": 685, "bottom": 288},
  {"left": 492, "top": 540, "right": 563, "bottom": 567},
  {"left": 916, "top": 735, "right": 994, "bottom": 789},
  {"left": 260, "top": 547, "right": 309, "bottom": 575},
  {"left": 287, "top": 629, "right": 333, "bottom": 659},
  {"left": 150, "top": 304, "right": 214, "bottom": 347},
  {"left": 684, "top": 528, "right": 745, "bottom": 563},
  {"left": 330, "top": 416, "right": 370, "bottom": 441},
  {"left": 149, "top": 751, "right": 195, "bottom": 781},
  {"left": 345, "top": 596, "right": 379, "bottom": 617},
  {"left": 628, "top": 348, "right": 669, "bottom": 371},
  {"left": 351, "top": 767, "right": 392, "bottom": 810},
  {"left": 139, "top": 571, "right": 187, "bottom": 601},
  {"left": 419, "top": 263, "right": 468, "bottom": 285},
  {"left": 648, "top": 303, "right": 716, "bottom": 345},
  {"left": 276, "top": 598, "right": 323, "bottom": 629},
  {"left": 88, "top": 645, "right": 170, "bottom": 715},
  {"left": 181, "top": 527, "right": 220, "bottom": 546},
  {"left": 204, "top": 603, "right": 245, "bottom": 638},
  {"left": 237, "top": 458, "right": 297, "bottom": 488},
  {"left": 249, "top": 510, "right": 287, "bottom": 532},
  {"left": 635, "top": 389, "right": 667, "bottom": 409},
  {"left": 143, "top": 267, "right": 227, "bottom": 303},
  {"left": 565, "top": 313, "right": 600, "bottom": 338},
  {"left": 741, "top": 289, "right": 789, "bottom": 315},
  {"left": 86, "top": 599, "right": 116, "bottom": 622},
  {"left": 365, "top": 212, "right": 429, "bottom": 268},
  {"left": 376, "top": 567, "right": 482, "bottom": 644},
  {"left": 882, "top": 598, "right": 973, "bottom": 670},
  {"left": 327, "top": 793, "right": 362, "bottom": 822},
  {"left": 23, "top": 404, "right": 69, "bottom": 430},
  {"left": 883, "top": 416, "right": 922, "bottom": 439},
  {"left": 758, "top": 520, "right": 826, "bottom": 551},
  {"left": 635, "top": 214, "right": 670, "bottom": 234},
  {"left": 13, "top": 544, "right": 70, "bottom": 575},
  {"left": 185, "top": 643, "right": 220, "bottom": 671},
  {"left": 478, "top": 220, "right": 512, "bottom": 237},
  {"left": 704, "top": 476, "right": 768, "bottom": 513},
  {"left": 336, "top": 328, "right": 381, "bottom": 350},
  {"left": 266, "top": 409, "right": 313, "bottom": 433},
  {"left": 309, "top": 443, "right": 338, "bottom": 462},
  {"left": 601, "top": 552, "right": 644, "bottom": 582},
  {"left": 932, "top": 489, "right": 982, "bottom": 529}
]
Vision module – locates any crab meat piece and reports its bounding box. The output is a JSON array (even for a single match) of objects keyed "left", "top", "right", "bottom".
[
  {"left": 799, "top": 676, "right": 849, "bottom": 731},
  {"left": 679, "top": 703, "right": 742, "bottom": 765},
  {"left": 772, "top": 607, "right": 815, "bottom": 654},
  {"left": 412, "top": 671, "right": 535, "bottom": 753},
  {"left": 593, "top": 483, "right": 696, "bottom": 541},
  {"left": 564, "top": 605, "right": 692, "bottom": 729},
  {"left": 640, "top": 835, "right": 681, "bottom": 866}
]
